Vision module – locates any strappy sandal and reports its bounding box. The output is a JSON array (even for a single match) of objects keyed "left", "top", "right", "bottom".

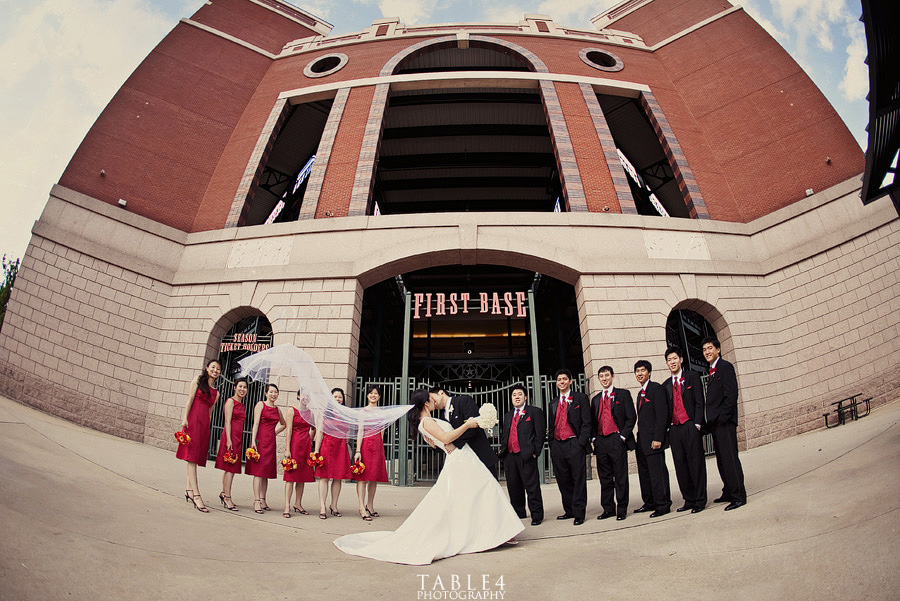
[
  {"left": 253, "top": 499, "right": 264, "bottom": 514},
  {"left": 191, "top": 494, "right": 209, "bottom": 513},
  {"left": 319, "top": 512, "right": 327, "bottom": 520},
  {"left": 329, "top": 506, "right": 342, "bottom": 517},
  {"left": 365, "top": 505, "right": 379, "bottom": 517},
  {"left": 219, "top": 493, "right": 238, "bottom": 511},
  {"left": 293, "top": 506, "right": 309, "bottom": 515},
  {"left": 359, "top": 509, "right": 373, "bottom": 521},
  {"left": 283, "top": 511, "right": 292, "bottom": 518}
]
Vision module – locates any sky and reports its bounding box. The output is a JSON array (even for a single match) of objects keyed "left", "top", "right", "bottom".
[{"left": 0, "top": 0, "right": 869, "bottom": 263}]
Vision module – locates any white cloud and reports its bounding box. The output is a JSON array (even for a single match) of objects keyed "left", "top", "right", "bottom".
[
  {"left": 365, "top": 0, "right": 443, "bottom": 24},
  {"left": 0, "top": 0, "right": 185, "bottom": 259},
  {"left": 839, "top": 20, "right": 868, "bottom": 101}
]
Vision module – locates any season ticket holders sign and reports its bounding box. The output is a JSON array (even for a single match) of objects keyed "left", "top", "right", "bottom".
[
  {"left": 219, "top": 333, "right": 271, "bottom": 353},
  {"left": 412, "top": 292, "right": 528, "bottom": 319}
]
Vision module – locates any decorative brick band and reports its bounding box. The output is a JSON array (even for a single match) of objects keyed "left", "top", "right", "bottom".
[
  {"left": 579, "top": 83, "right": 638, "bottom": 214},
  {"left": 347, "top": 83, "right": 390, "bottom": 216},
  {"left": 639, "top": 91, "right": 709, "bottom": 219},
  {"left": 541, "top": 80, "right": 588, "bottom": 212},
  {"left": 298, "top": 88, "right": 350, "bottom": 220},
  {"left": 225, "top": 98, "right": 291, "bottom": 228}
]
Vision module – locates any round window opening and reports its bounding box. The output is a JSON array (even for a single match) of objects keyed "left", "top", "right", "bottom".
[
  {"left": 304, "top": 53, "right": 348, "bottom": 78},
  {"left": 579, "top": 48, "right": 624, "bottom": 72}
]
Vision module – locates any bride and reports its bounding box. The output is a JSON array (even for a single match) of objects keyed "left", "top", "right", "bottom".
[{"left": 333, "top": 389, "right": 525, "bottom": 565}]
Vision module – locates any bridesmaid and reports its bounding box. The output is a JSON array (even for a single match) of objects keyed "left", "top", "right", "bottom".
[
  {"left": 282, "top": 389, "right": 315, "bottom": 518},
  {"left": 247, "top": 383, "right": 286, "bottom": 514},
  {"left": 214, "top": 376, "right": 248, "bottom": 511},
  {"left": 176, "top": 359, "right": 221, "bottom": 513},
  {"left": 313, "top": 387, "right": 352, "bottom": 519},
  {"left": 355, "top": 384, "right": 389, "bottom": 521}
]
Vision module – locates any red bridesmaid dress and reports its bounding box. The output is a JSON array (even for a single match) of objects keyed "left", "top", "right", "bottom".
[
  {"left": 246, "top": 404, "right": 279, "bottom": 479},
  {"left": 284, "top": 408, "right": 315, "bottom": 483},
  {"left": 214, "top": 398, "right": 246, "bottom": 473},
  {"left": 317, "top": 433, "right": 351, "bottom": 480},
  {"left": 175, "top": 386, "right": 218, "bottom": 466},
  {"left": 356, "top": 432, "right": 389, "bottom": 482}
]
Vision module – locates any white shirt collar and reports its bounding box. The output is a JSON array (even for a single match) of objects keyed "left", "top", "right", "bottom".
[
  {"left": 710, "top": 358, "right": 720, "bottom": 369},
  {"left": 673, "top": 370, "right": 683, "bottom": 382}
]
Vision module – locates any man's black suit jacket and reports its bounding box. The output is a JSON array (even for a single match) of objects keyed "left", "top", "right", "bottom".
[
  {"left": 635, "top": 380, "right": 669, "bottom": 455},
  {"left": 547, "top": 390, "right": 592, "bottom": 451},
  {"left": 589, "top": 388, "right": 636, "bottom": 451},
  {"left": 447, "top": 394, "right": 497, "bottom": 468},
  {"left": 663, "top": 369, "right": 705, "bottom": 427},
  {"left": 705, "top": 358, "right": 739, "bottom": 426},
  {"left": 499, "top": 404, "right": 546, "bottom": 459}
]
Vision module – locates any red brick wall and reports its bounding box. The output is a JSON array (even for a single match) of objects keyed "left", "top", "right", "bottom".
[
  {"left": 555, "top": 82, "right": 620, "bottom": 212},
  {"left": 612, "top": 0, "right": 734, "bottom": 46},
  {"left": 316, "top": 86, "right": 376, "bottom": 218},
  {"left": 190, "top": 0, "right": 320, "bottom": 55},
  {"left": 59, "top": 23, "right": 272, "bottom": 232},
  {"left": 653, "top": 10, "right": 864, "bottom": 221}
]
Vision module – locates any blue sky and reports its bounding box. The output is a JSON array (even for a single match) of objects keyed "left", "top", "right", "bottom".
[{"left": 0, "top": 0, "right": 868, "bottom": 262}]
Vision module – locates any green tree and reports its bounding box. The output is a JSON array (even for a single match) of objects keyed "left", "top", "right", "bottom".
[{"left": 0, "top": 254, "right": 19, "bottom": 329}]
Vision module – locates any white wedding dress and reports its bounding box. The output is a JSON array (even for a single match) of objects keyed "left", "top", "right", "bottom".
[{"left": 333, "top": 418, "right": 524, "bottom": 565}]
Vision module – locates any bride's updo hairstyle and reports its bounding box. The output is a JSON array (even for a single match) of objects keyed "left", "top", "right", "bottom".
[{"left": 407, "top": 389, "right": 430, "bottom": 438}]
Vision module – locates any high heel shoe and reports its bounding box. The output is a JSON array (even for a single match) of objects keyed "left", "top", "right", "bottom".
[
  {"left": 220, "top": 493, "right": 238, "bottom": 511},
  {"left": 261, "top": 499, "right": 271, "bottom": 511},
  {"left": 293, "top": 506, "right": 309, "bottom": 515},
  {"left": 329, "top": 506, "right": 342, "bottom": 517},
  {"left": 184, "top": 489, "right": 193, "bottom": 503},
  {"left": 359, "top": 509, "right": 373, "bottom": 522},
  {"left": 191, "top": 494, "right": 209, "bottom": 513},
  {"left": 365, "top": 505, "right": 379, "bottom": 517},
  {"left": 253, "top": 499, "right": 264, "bottom": 514}
]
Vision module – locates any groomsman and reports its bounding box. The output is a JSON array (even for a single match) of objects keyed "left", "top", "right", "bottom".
[
  {"left": 499, "top": 384, "right": 545, "bottom": 526},
  {"left": 590, "top": 366, "right": 636, "bottom": 521},
  {"left": 663, "top": 346, "right": 708, "bottom": 513},
  {"left": 701, "top": 336, "right": 747, "bottom": 510},
  {"left": 633, "top": 360, "right": 672, "bottom": 517},
  {"left": 547, "top": 368, "right": 591, "bottom": 526}
]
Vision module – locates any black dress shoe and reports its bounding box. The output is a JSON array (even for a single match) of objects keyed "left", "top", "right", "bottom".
[
  {"left": 633, "top": 505, "right": 653, "bottom": 513},
  {"left": 557, "top": 514, "right": 574, "bottom": 520},
  {"left": 597, "top": 511, "right": 615, "bottom": 520},
  {"left": 531, "top": 518, "right": 542, "bottom": 526},
  {"left": 676, "top": 505, "right": 691, "bottom": 512},
  {"left": 724, "top": 500, "right": 745, "bottom": 511},
  {"left": 573, "top": 518, "right": 584, "bottom": 525},
  {"left": 714, "top": 496, "right": 730, "bottom": 503},
  {"left": 691, "top": 506, "right": 705, "bottom": 514},
  {"left": 616, "top": 515, "right": 626, "bottom": 521},
  {"left": 649, "top": 509, "right": 670, "bottom": 518}
]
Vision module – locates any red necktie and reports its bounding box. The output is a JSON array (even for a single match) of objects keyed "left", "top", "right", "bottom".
[
  {"left": 710, "top": 367, "right": 717, "bottom": 377},
  {"left": 509, "top": 411, "right": 521, "bottom": 453}
]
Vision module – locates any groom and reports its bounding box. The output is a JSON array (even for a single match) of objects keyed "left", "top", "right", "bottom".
[{"left": 429, "top": 386, "right": 498, "bottom": 474}]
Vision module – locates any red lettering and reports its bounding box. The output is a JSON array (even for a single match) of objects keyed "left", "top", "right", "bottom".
[
  {"left": 480, "top": 292, "right": 489, "bottom": 313},
  {"left": 413, "top": 293, "right": 423, "bottom": 319},
  {"left": 460, "top": 293, "right": 470, "bottom": 313},
  {"left": 503, "top": 292, "right": 513, "bottom": 316},
  {"left": 424, "top": 292, "right": 433, "bottom": 318},
  {"left": 449, "top": 293, "right": 458, "bottom": 315},
  {"left": 491, "top": 292, "right": 502, "bottom": 315},
  {"left": 436, "top": 293, "right": 446, "bottom": 316},
  {"left": 516, "top": 292, "right": 527, "bottom": 318}
]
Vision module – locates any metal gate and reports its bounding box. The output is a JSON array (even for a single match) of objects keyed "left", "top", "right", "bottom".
[{"left": 206, "top": 375, "right": 268, "bottom": 462}]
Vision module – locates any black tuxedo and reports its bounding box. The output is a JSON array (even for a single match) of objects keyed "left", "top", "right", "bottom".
[
  {"left": 446, "top": 395, "right": 497, "bottom": 471},
  {"left": 499, "top": 404, "right": 545, "bottom": 521},
  {"left": 664, "top": 370, "right": 708, "bottom": 508},
  {"left": 590, "top": 387, "right": 636, "bottom": 517},
  {"left": 635, "top": 381, "right": 671, "bottom": 512},
  {"left": 547, "top": 390, "right": 591, "bottom": 520},
  {"left": 705, "top": 358, "right": 746, "bottom": 504}
]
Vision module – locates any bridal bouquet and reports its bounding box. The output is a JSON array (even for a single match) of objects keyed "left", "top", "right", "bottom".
[
  {"left": 281, "top": 457, "right": 298, "bottom": 472},
  {"left": 245, "top": 447, "right": 261, "bottom": 462},
  {"left": 307, "top": 452, "right": 325, "bottom": 468},
  {"left": 222, "top": 450, "right": 239, "bottom": 465},
  {"left": 174, "top": 430, "right": 191, "bottom": 445},
  {"left": 476, "top": 404, "right": 499, "bottom": 431},
  {"left": 350, "top": 460, "right": 366, "bottom": 476}
]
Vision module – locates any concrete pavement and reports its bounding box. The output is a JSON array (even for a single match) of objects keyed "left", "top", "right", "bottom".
[{"left": 1, "top": 394, "right": 898, "bottom": 601}]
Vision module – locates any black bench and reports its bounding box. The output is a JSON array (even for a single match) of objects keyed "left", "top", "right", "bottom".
[{"left": 823, "top": 394, "right": 872, "bottom": 428}]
